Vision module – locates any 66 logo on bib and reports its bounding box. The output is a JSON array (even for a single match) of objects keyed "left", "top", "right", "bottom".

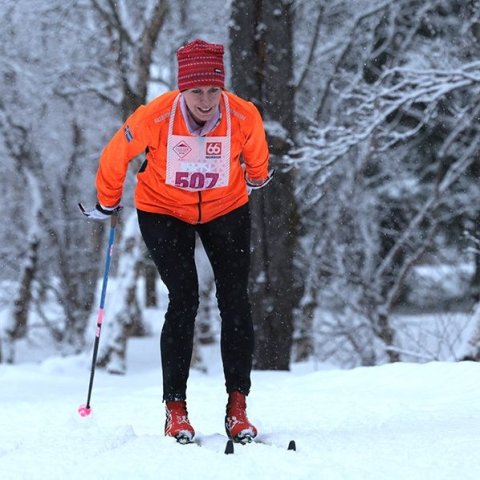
[{"left": 206, "top": 142, "right": 222, "bottom": 158}]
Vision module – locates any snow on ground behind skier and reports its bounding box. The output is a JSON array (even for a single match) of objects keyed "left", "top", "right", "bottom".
[{"left": 1, "top": 336, "right": 480, "bottom": 479}]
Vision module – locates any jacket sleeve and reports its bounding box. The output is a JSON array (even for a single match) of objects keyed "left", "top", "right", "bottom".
[
  {"left": 241, "top": 102, "right": 270, "bottom": 181},
  {"left": 96, "top": 106, "right": 151, "bottom": 207}
]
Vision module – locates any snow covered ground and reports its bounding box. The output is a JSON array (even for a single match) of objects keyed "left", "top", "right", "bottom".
[{"left": 1, "top": 336, "right": 480, "bottom": 480}]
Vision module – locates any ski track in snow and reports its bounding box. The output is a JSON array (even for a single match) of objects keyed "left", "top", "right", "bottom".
[{"left": 1, "top": 337, "right": 480, "bottom": 479}]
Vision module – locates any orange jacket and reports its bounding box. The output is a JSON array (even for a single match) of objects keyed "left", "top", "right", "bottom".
[{"left": 96, "top": 90, "right": 269, "bottom": 224}]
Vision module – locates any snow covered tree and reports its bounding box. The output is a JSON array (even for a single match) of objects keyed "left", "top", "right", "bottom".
[
  {"left": 82, "top": 0, "right": 170, "bottom": 372},
  {"left": 0, "top": 1, "right": 108, "bottom": 359},
  {"left": 230, "top": 0, "right": 301, "bottom": 370},
  {"left": 2, "top": 0, "right": 480, "bottom": 370},
  {"left": 292, "top": 0, "right": 480, "bottom": 365},
  {"left": 0, "top": 111, "right": 42, "bottom": 363}
]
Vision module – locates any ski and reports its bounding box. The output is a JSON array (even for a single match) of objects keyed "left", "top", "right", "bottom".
[
  {"left": 224, "top": 437, "right": 297, "bottom": 454},
  {"left": 172, "top": 433, "right": 297, "bottom": 453}
]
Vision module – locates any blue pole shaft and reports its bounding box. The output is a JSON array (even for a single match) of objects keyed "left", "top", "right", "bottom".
[{"left": 85, "top": 215, "right": 118, "bottom": 409}]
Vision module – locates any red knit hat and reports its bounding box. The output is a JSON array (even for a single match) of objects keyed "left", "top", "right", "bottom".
[{"left": 177, "top": 39, "right": 225, "bottom": 91}]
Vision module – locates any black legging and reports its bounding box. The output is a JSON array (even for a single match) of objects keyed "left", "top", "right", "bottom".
[{"left": 137, "top": 203, "right": 254, "bottom": 401}]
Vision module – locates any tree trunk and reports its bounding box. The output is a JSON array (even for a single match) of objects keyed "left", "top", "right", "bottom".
[
  {"left": 2, "top": 235, "right": 40, "bottom": 363},
  {"left": 230, "top": 0, "right": 301, "bottom": 370},
  {"left": 144, "top": 262, "right": 158, "bottom": 307},
  {"left": 0, "top": 149, "right": 43, "bottom": 363},
  {"left": 191, "top": 239, "right": 218, "bottom": 372},
  {"left": 295, "top": 286, "right": 317, "bottom": 362},
  {"left": 463, "top": 302, "right": 480, "bottom": 361},
  {"left": 471, "top": 154, "right": 480, "bottom": 300},
  {"left": 377, "top": 311, "right": 401, "bottom": 363}
]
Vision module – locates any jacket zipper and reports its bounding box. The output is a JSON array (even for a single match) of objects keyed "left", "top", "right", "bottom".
[{"left": 197, "top": 191, "right": 202, "bottom": 224}]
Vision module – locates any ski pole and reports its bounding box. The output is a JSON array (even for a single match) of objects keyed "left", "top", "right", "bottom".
[{"left": 78, "top": 213, "right": 119, "bottom": 417}]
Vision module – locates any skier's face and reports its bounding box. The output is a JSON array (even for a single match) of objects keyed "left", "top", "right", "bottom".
[{"left": 182, "top": 86, "right": 222, "bottom": 124}]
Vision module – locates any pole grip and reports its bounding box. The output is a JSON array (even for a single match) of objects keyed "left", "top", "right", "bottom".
[{"left": 110, "top": 211, "right": 119, "bottom": 228}]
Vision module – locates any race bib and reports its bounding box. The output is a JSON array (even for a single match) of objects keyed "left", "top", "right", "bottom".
[{"left": 166, "top": 93, "right": 231, "bottom": 192}]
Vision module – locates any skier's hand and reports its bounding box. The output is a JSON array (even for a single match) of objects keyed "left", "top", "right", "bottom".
[
  {"left": 78, "top": 202, "right": 123, "bottom": 220},
  {"left": 245, "top": 169, "right": 275, "bottom": 194}
]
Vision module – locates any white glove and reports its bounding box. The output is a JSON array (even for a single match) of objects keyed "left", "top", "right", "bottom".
[{"left": 78, "top": 202, "right": 123, "bottom": 220}]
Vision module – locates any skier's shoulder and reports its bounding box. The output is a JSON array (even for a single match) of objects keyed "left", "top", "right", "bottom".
[
  {"left": 224, "top": 91, "right": 262, "bottom": 121},
  {"left": 134, "top": 90, "right": 179, "bottom": 126},
  {"left": 225, "top": 92, "right": 262, "bottom": 134}
]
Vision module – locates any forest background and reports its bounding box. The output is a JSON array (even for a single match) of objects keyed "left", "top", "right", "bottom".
[{"left": 1, "top": 0, "right": 480, "bottom": 373}]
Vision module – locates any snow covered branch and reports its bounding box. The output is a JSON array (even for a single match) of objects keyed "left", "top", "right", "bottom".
[{"left": 293, "top": 61, "right": 480, "bottom": 173}]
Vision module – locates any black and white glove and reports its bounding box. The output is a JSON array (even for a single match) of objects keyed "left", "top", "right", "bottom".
[
  {"left": 245, "top": 169, "right": 275, "bottom": 194},
  {"left": 78, "top": 202, "right": 123, "bottom": 220}
]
